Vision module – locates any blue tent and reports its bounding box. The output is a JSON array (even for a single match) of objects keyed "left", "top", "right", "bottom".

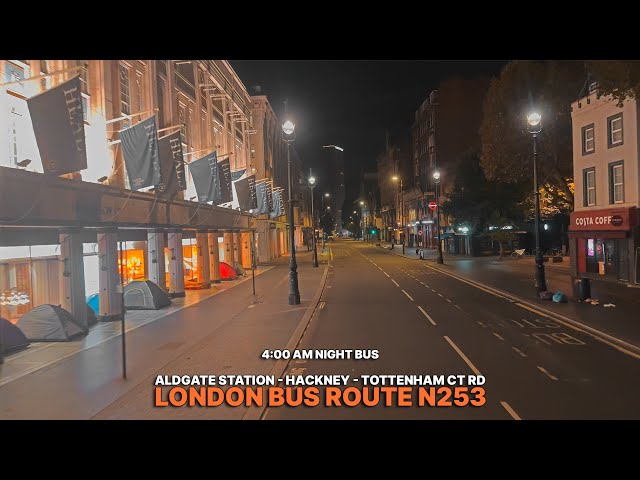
[{"left": 87, "top": 293, "right": 99, "bottom": 316}]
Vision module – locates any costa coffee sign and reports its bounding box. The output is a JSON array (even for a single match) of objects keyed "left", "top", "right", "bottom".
[{"left": 569, "top": 207, "right": 637, "bottom": 231}]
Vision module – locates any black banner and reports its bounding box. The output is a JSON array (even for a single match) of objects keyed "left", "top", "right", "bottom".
[
  {"left": 188, "top": 155, "right": 213, "bottom": 203},
  {"left": 234, "top": 175, "right": 258, "bottom": 212},
  {"left": 205, "top": 151, "right": 222, "bottom": 204},
  {"left": 121, "top": 116, "right": 161, "bottom": 190},
  {"left": 266, "top": 182, "right": 274, "bottom": 213},
  {"left": 255, "top": 182, "right": 269, "bottom": 214},
  {"left": 156, "top": 131, "right": 186, "bottom": 195},
  {"left": 270, "top": 189, "right": 284, "bottom": 219},
  {"left": 27, "top": 76, "right": 87, "bottom": 176},
  {"left": 217, "top": 157, "right": 232, "bottom": 204}
]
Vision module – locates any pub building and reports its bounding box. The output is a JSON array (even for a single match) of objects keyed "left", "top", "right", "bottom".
[{"left": 570, "top": 86, "right": 640, "bottom": 285}]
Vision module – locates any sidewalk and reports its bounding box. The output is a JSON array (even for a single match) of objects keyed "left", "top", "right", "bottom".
[
  {"left": 379, "top": 246, "right": 640, "bottom": 349},
  {"left": 0, "top": 250, "right": 328, "bottom": 419}
]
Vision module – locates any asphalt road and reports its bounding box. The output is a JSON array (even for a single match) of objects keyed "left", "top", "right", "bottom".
[{"left": 266, "top": 239, "right": 640, "bottom": 420}]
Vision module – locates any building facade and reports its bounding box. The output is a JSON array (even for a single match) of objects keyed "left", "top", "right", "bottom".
[
  {"left": 569, "top": 88, "right": 640, "bottom": 285},
  {"left": 320, "top": 145, "right": 345, "bottom": 233},
  {"left": 0, "top": 59, "right": 308, "bottom": 328}
]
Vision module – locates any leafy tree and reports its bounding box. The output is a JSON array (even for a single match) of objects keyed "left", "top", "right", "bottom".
[
  {"left": 479, "top": 61, "right": 586, "bottom": 209},
  {"left": 586, "top": 60, "right": 640, "bottom": 106},
  {"left": 442, "top": 148, "right": 526, "bottom": 237}
]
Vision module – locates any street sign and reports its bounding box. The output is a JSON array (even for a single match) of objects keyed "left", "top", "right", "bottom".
[{"left": 428, "top": 202, "right": 437, "bottom": 211}]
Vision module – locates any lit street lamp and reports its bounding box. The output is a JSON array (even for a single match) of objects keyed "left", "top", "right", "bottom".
[
  {"left": 392, "top": 175, "right": 405, "bottom": 254},
  {"left": 309, "top": 171, "right": 318, "bottom": 268},
  {"left": 433, "top": 170, "right": 444, "bottom": 264},
  {"left": 527, "top": 111, "right": 547, "bottom": 292},
  {"left": 282, "top": 120, "right": 300, "bottom": 305}
]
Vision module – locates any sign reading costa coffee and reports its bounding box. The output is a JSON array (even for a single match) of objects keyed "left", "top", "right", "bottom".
[{"left": 569, "top": 207, "right": 637, "bottom": 231}]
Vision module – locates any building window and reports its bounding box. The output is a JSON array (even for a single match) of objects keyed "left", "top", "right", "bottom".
[
  {"left": 119, "top": 64, "right": 131, "bottom": 116},
  {"left": 608, "top": 113, "right": 623, "bottom": 147},
  {"left": 583, "top": 167, "right": 596, "bottom": 207},
  {"left": 178, "top": 104, "right": 187, "bottom": 147},
  {"left": 76, "top": 60, "right": 89, "bottom": 94},
  {"left": 609, "top": 161, "right": 624, "bottom": 204},
  {"left": 582, "top": 124, "right": 594, "bottom": 155},
  {"left": 135, "top": 72, "right": 144, "bottom": 112},
  {"left": 156, "top": 76, "right": 166, "bottom": 128}
]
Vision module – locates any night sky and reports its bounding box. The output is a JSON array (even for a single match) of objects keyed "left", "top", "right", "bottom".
[{"left": 230, "top": 60, "right": 507, "bottom": 205}]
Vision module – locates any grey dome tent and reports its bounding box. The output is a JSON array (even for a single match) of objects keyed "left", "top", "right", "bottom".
[
  {"left": 124, "top": 280, "right": 171, "bottom": 310},
  {"left": 17, "top": 304, "right": 88, "bottom": 342},
  {"left": 0, "top": 318, "right": 30, "bottom": 354},
  {"left": 86, "top": 303, "right": 98, "bottom": 326}
]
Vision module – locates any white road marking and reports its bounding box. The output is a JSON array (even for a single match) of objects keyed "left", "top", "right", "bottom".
[
  {"left": 418, "top": 306, "right": 436, "bottom": 326},
  {"left": 454, "top": 304, "right": 462, "bottom": 310},
  {"left": 477, "top": 321, "right": 487, "bottom": 328},
  {"left": 512, "top": 346, "right": 527, "bottom": 357},
  {"left": 402, "top": 290, "right": 414, "bottom": 301},
  {"left": 378, "top": 267, "right": 383, "bottom": 271},
  {"left": 500, "top": 401, "right": 522, "bottom": 420},
  {"left": 444, "top": 336, "right": 482, "bottom": 376},
  {"left": 392, "top": 279, "right": 400, "bottom": 287},
  {"left": 431, "top": 289, "right": 436, "bottom": 292},
  {"left": 248, "top": 304, "right": 256, "bottom": 309},
  {"left": 492, "top": 332, "right": 505, "bottom": 341},
  {"left": 445, "top": 298, "right": 452, "bottom": 303},
  {"left": 319, "top": 301, "right": 326, "bottom": 310},
  {"left": 537, "top": 366, "right": 559, "bottom": 381},
  {"left": 384, "top": 272, "right": 390, "bottom": 277},
  {"left": 437, "top": 293, "right": 444, "bottom": 297}
]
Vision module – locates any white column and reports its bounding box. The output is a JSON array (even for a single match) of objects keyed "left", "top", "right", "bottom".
[
  {"left": 168, "top": 229, "right": 185, "bottom": 297},
  {"left": 147, "top": 229, "right": 166, "bottom": 291},
  {"left": 196, "top": 230, "right": 211, "bottom": 288},
  {"left": 209, "top": 232, "right": 221, "bottom": 283},
  {"left": 97, "top": 228, "right": 123, "bottom": 321},
  {"left": 59, "top": 229, "right": 88, "bottom": 329}
]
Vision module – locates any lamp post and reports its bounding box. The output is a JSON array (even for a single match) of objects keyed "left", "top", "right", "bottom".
[
  {"left": 433, "top": 170, "right": 444, "bottom": 264},
  {"left": 321, "top": 193, "right": 330, "bottom": 250},
  {"left": 527, "top": 111, "right": 547, "bottom": 292},
  {"left": 283, "top": 120, "right": 300, "bottom": 305},
  {"left": 392, "top": 175, "right": 405, "bottom": 254},
  {"left": 309, "top": 171, "right": 318, "bottom": 268}
]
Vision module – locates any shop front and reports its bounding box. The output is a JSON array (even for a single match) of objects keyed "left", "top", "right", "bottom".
[{"left": 569, "top": 206, "right": 639, "bottom": 284}]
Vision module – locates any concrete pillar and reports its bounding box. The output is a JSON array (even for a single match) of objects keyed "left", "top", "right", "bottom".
[
  {"left": 235, "top": 231, "right": 243, "bottom": 267},
  {"left": 240, "top": 232, "right": 252, "bottom": 268},
  {"left": 209, "top": 232, "right": 221, "bottom": 283},
  {"left": 227, "top": 232, "right": 236, "bottom": 266},
  {"left": 97, "top": 228, "right": 123, "bottom": 321},
  {"left": 196, "top": 230, "right": 211, "bottom": 288},
  {"left": 147, "top": 229, "right": 166, "bottom": 291},
  {"left": 59, "top": 229, "right": 88, "bottom": 329},
  {"left": 168, "top": 229, "right": 185, "bottom": 298}
]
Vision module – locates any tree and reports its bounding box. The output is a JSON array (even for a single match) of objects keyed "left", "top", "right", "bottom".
[
  {"left": 441, "top": 148, "right": 526, "bottom": 236},
  {"left": 479, "top": 61, "right": 586, "bottom": 209},
  {"left": 586, "top": 60, "right": 640, "bottom": 106}
]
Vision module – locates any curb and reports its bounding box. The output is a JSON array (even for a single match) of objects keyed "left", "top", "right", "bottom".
[
  {"left": 425, "top": 262, "right": 640, "bottom": 360},
  {"left": 242, "top": 263, "right": 330, "bottom": 420}
]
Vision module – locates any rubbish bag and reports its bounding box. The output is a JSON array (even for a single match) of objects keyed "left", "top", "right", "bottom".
[
  {"left": 552, "top": 291, "right": 568, "bottom": 303},
  {"left": 538, "top": 290, "right": 554, "bottom": 300}
]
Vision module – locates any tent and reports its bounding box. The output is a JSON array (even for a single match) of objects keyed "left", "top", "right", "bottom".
[
  {"left": 234, "top": 262, "right": 247, "bottom": 277},
  {"left": 87, "top": 293, "right": 99, "bottom": 316},
  {"left": 124, "top": 280, "right": 171, "bottom": 310},
  {"left": 16, "top": 304, "right": 88, "bottom": 342},
  {"left": 86, "top": 303, "right": 98, "bottom": 326},
  {"left": 220, "top": 262, "right": 238, "bottom": 281},
  {"left": 0, "top": 317, "right": 30, "bottom": 354}
]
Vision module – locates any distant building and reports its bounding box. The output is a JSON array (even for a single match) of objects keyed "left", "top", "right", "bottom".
[
  {"left": 321, "top": 145, "right": 345, "bottom": 232},
  {"left": 411, "top": 76, "right": 489, "bottom": 252},
  {"left": 569, "top": 86, "right": 639, "bottom": 285}
]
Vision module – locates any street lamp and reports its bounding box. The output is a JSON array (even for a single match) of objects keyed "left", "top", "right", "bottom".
[
  {"left": 282, "top": 120, "right": 300, "bottom": 305},
  {"left": 391, "top": 175, "right": 405, "bottom": 254},
  {"left": 309, "top": 171, "right": 318, "bottom": 268},
  {"left": 433, "top": 170, "right": 444, "bottom": 264},
  {"left": 527, "top": 111, "right": 547, "bottom": 292}
]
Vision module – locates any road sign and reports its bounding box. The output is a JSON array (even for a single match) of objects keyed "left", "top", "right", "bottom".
[{"left": 428, "top": 201, "right": 437, "bottom": 211}]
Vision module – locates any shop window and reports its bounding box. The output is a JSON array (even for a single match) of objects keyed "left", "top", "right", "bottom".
[{"left": 609, "top": 161, "right": 624, "bottom": 204}]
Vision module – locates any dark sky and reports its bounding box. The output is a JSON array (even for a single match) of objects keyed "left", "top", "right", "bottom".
[{"left": 230, "top": 60, "right": 506, "bottom": 203}]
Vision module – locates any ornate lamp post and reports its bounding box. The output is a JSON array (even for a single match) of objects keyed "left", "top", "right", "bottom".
[
  {"left": 282, "top": 120, "right": 300, "bottom": 305},
  {"left": 527, "top": 111, "right": 547, "bottom": 292}
]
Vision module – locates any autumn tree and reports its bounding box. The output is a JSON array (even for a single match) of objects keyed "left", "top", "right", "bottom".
[
  {"left": 586, "top": 60, "right": 640, "bottom": 105},
  {"left": 479, "top": 61, "right": 587, "bottom": 209}
]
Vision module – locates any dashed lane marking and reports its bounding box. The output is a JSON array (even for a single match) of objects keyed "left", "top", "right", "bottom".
[
  {"left": 402, "top": 290, "right": 414, "bottom": 301},
  {"left": 418, "top": 306, "right": 436, "bottom": 326},
  {"left": 444, "top": 336, "right": 482, "bottom": 376},
  {"left": 384, "top": 272, "right": 390, "bottom": 277},
  {"left": 537, "top": 366, "right": 559, "bottom": 381},
  {"left": 445, "top": 298, "right": 452, "bottom": 303},
  {"left": 500, "top": 401, "right": 522, "bottom": 420},
  {"left": 493, "top": 332, "right": 505, "bottom": 341},
  {"left": 512, "top": 346, "right": 527, "bottom": 357},
  {"left": 437, "top": 293, "right": 444, "bottom": 297},
  {"left": 248, "top": 304, "right": 256, "bottom": 309},
  {"left": 392, "top": 279, "right": 400, "bottom": 287},
  {"left": 319, "top": 301, "right": 326, "bottom": 310}
]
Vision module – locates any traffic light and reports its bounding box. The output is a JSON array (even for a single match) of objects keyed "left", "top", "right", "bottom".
[{"left": 370, "top": 228, "right": 376, "bottom": 235}]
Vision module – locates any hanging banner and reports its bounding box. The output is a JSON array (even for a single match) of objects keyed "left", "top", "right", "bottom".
[
  {"left": 120, "top": 116, "right": 161, "bottom": 190},
  {"left": 156, "top": 130, "right": 186, "bottom": 195},
  {"left": 206, "top": 151, "right": 222, "bottom": 204},
  {"left": 217, "top": 157, "right": 232, "bottom": 204},
  {"left": 27, "top": 76, "right": 87, "bottom": 176},
  {"left": 255, "top": 181, "right": 270, "bottom": 214},
  {"left": 270, "top": 189, "right": 284, "bottom": 218},
  {"left": 266, "top": 181, "right": 274, "bottom": 213},
  {"left": 187, "top": 154, "right": 215, "bottom": 203},
  {"left": 233, "top": 175, "right": 258, "bottom": 212}
]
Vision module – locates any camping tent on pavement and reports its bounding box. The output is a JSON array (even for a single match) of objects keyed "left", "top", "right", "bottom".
[
  {"left": 0, "top": 318, "right": 30, "bottom": 354},
  {"left": 124, "top": 280, "right": 171, "bottom": 310},
  {"left": 16, "top": 304, "right": 88, "bottom": 342},
  {"left": 220, "top": 262, "right": 238, "bottom": 280}
]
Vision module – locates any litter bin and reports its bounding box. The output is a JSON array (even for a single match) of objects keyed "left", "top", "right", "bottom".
[{"left": 574, "top": 277, "right": 591, "bottom": 301}]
